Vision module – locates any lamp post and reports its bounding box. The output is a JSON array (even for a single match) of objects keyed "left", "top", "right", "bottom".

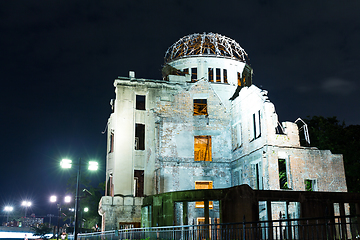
[
  {"left": 21, "top": 201, "right": 31, "bottom": 218},
  {"left": 82, "top": 207, "right": 89, "bottom": 228},
  {"left": 47, "top": 214, "right": 54, "bottom": 228},
  {"left": 60, "top": 159, "right": 98, "bottom": 240},
  {"left": 4, "top": 206, "right": 13, "bottom": 223},
  {"left": 68, "top": 208, "right": 74, "bottom": 227},
  {"left": 50, "top": 195, "right": 71, "bottom": 240}
]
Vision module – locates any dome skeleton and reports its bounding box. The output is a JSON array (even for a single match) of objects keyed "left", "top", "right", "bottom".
[{"left": 164, "top": 33, "right": 249, "bottom": 64}]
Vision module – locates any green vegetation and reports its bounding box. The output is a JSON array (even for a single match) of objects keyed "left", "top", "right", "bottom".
[
  {"left": 64, "top": 171, "right": 105, "bottom": 230},
  {"left": 278, "top": 158, "right": 288, "bottom": 189},
  {"left": 304, "top": 179, "right": 313, "bottom": 191}
]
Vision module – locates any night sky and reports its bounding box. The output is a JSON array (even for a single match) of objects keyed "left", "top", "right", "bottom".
[{"left": 1, "top": 1, "right": 360, "bottom": 219}]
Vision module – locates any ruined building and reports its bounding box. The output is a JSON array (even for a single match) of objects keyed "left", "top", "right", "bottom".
[{"left": 98, "top": 33, "right": 347, "bottom": 230}]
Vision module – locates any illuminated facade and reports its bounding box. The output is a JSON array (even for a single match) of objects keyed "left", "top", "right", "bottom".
[{"left": 98, "top": 33, "right": 347, "bottom": 230}]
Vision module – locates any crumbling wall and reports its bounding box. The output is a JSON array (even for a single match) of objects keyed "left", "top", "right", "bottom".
[
  {"left": 154, "top": 80, "right": 233, "bottom": 193},
  {"left": 265, "top": 146, "right": 347, "bottom": 192}
]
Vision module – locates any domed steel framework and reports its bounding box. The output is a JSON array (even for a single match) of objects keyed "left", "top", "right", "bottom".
[{"left": 164, "top": 33, "right": 249, "bottom": 64}]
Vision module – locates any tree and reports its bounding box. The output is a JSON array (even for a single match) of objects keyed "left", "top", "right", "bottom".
[
  {"left": 304, "top": 116, "right": 360, "bottom": 193},
  {"left": 78, "top": 182, "right": 104, "bottom": 230},
  {"left": 31, "top": 223, "right": 52, "bottom": 240},
  {"left": 64, "top": 171, "right": 104, "bottom": 231}
]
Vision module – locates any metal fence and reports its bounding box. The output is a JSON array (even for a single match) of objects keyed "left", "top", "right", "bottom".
[{"left": 78, "top": 215, "right": 360, "bottom": 240}]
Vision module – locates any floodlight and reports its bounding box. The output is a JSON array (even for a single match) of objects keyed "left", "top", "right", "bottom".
[
  {"left": 88, "top": 161, "right": 98, "bottom": 171},
  {"left": 22, "top": 201, "right": 31, "bottom": 207},
  {"left": 4, "top": 206, "right": 13, "bottom": 212},
  {"left": 84, "top": 207, "right": 89, "bottom": 212},
  {"left": 50, "top": 195, "right": 57, "bottom": 203},
  {"left": 64, "top": 196, "right": 71, "bottom": 203},
  {"left": 60, "top": 159, "right": 72, "bottom": 168}
]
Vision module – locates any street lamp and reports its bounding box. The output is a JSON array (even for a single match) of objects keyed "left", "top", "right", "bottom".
[
  {"left": 68, "top": 208, "right": 74, "bottom": 227},
  {"left": 81, "top": 207, "right": 89, "bottom": 228},
  {"left": 60, "top": 158, "right": 98, "bottom": 240},
  {"left": 50, "top": 195, "right": 71, "bottom": 240},
  {"left": 21, "top": 201, "right": 31, "bottom": 218},
  {"left": 4, "top": 206, "right": 13, "bottom": 223}
]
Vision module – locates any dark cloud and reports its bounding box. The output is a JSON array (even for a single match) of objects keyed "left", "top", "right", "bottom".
[{"left": 321, "top": 78, "right": 357, "bottom": 95}]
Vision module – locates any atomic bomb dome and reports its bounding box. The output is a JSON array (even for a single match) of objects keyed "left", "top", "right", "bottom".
[
  {"left": 164, "top": 32, "right": 249, "bottom": 64},
  {"left": 99, "top": 32, "right": 349, "bottom": 232}
]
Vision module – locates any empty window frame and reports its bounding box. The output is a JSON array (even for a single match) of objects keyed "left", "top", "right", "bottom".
[
  {"left": 109, "top": 132, "right": 114, "bottom": 153},
  {"left": 136, "top": 95, "right": 146, "bottom": 110},
  {"left": 183, "top": 68, "right": 189, "bottom": 75},
  {"left": 194, "top": 99, "right": 208, "bottom": 116},
  {"left": 233, "top": 169, "right": 242, "bottom": 186},
  {"left": 252, "top": 110, "right": 261, "bottom": 140},
  {"left": 278, "top": 159, "right": 289, "bottom": 189},
  {"left": 195, "top": 181, "right": 213, "bottom": 208},
  {"left": 135, "top": 123, "right": 145, "bottom": 150},
  {"left": 237, "top": 72, "right": 242, "bottom": 86},
  {"left": 223, "top": 69, "right": 228, "bottom": 83},
  {"left": 194, "top": 136, "right": 212, "bottom": 162},
  {"left": 191, "top": 68, "right": 197, "bottom": 82},
  {"left": 305, "top": 179, "right": 316, "bottom": 191},
  {"left": 231, "top": 121, "right": 242, "bottom": 150},
  {"left": 251, "top": 162, "right": 262, "bottom": 190},
  {"left": 216, "top": 68, "right": 221, "bottom": 82},
  {"left": 242, "top": 64, "right": 253, "bottom": 86},
  {"left": 233, "top": 171, "right": 239, "bottom": 186},
  {"left": 134, "top": 170, "right": 144, "bottom": 197},
  {"left": 208, "top": 68, "right": 214, "bottom": 82},
  {"left": 106, "top": 173, "right": 114, "bottom": 197}
]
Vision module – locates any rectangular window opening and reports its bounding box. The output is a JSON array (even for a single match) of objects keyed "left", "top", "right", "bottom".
[
  {"left": 252, "top": 163, "right": 262, "bottom": 190},
  {"left": 223, "top": 69, "right": 228, "bottom": 83},
  {"left": 237, "top": 72, "right": 241, "bottom": 86},
  {"left": 195, "top": 181, "right": 213, "bottom": 209},
  {"left": 208, "top": 68, "right": 214, "bottom": 82},
  {"left": 183, "top": 68, "right": 189, "bottom": 75},
  {"left": 233, "top": 169, "right": 242, "bottom": 186},
  {"left": 232, "top": 122, "right": 242, "bottom": 150},
  {"left": 191, "top": 68, "right": 197, "bottom": 82},
  {"left": 109, "top": 132, "right": 114, "bottom": 153},
  {"left": 278, "top": 159, "right": 289, "bottom": 189},
  {"left": 194, "top": 136, "right": 212, "bottom": 161},
  {"left": 305, "top": 179, "right": 316, "bottom": 191},
  {"left": 256, "top": 164, "right": 260, "bottom": 189},
  {"left": 135, "top": 123, "right": 145, "bottom": 150},
  {"left": 136, "top": 95, "right": 146, "bottom": 110},
  {"left": 106, "top": 173, "right": 114, "bottom": 197},
  {"left": 252, "top": 110, "right": 261, "bottom": 140},
  {"left": 216, "top": 68, "right": 221, "bottom": 82},
  {"left": 134, "top": 170, "right": 144, "bottom": 197},
  {"left": 194, "top": 99, "right": 208, "bottom": 115}
]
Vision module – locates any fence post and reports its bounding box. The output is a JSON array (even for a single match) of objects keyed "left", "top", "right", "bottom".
[
  {"left": 279, "top": 211, "right": 283, "bottom": 240},
  {"left": 266, "top": 200, "right": 273, "bottom": 240},
  {"left": 243, "top": 215, "right": 246, "bottom": 240}
]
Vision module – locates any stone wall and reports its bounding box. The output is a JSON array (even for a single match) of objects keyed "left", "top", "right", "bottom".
[{"left": 98, "top": 196, "right": 143, "bottom": 231}]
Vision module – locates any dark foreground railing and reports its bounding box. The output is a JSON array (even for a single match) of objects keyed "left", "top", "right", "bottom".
[{"left": 78, "top": 215, "right": 360, "bottom": 240}]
